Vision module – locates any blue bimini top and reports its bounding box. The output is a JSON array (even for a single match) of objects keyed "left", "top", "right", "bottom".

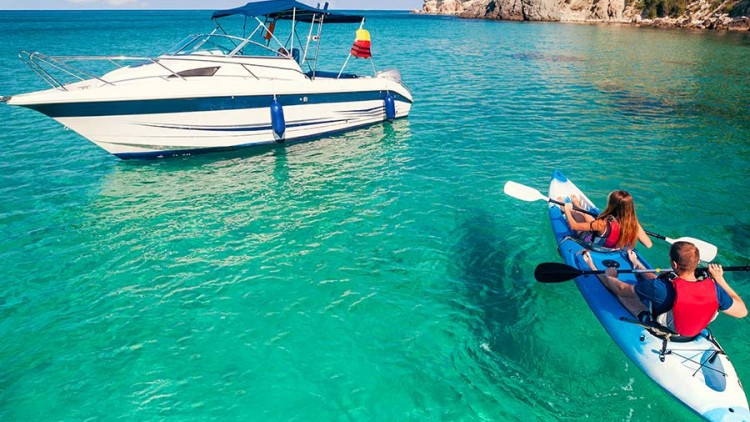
[{"left": 212, "top": 0, "right": 363, "bottom": 23}]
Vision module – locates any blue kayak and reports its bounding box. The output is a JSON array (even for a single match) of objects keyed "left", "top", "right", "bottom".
[{"left": 548, "top": 170, "right": 749, "bottom": 421}]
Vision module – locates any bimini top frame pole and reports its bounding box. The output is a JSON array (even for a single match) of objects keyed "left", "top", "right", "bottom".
[{"left": 290, "top": 7, "right": 295, "bottom": 55}]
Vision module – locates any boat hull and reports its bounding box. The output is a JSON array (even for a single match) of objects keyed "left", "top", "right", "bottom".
[
  {"left": 9, "top": 75, "right": 412, "bottom": 159},
  {"left": 548, "top": 170, "right": 749, "bottom": 421}
]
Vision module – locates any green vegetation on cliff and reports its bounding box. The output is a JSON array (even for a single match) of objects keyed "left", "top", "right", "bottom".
[
  {"left": 639, "top": 0, "right": 688, "bottom": 18},
  {"left": 638, "top": 0, "right": 750, "bottom": 18}
]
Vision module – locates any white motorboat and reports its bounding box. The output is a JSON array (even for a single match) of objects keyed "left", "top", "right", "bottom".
[{"left": 2, "top": 0, "right": 413, "bottom": 159}]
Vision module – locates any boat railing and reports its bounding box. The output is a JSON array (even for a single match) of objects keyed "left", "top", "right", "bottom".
[
  {"left": 19, "top": 33, "right": 297, "bottom": 91},
  {"left": 18, "top": 51, "right": 184, "bottom": 91}
]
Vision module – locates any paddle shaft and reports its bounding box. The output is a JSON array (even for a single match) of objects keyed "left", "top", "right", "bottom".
[
  {"left": 715, "top": 266, "right": 750, "bottom": 272},
  {"left": 579, "top": 268, "right": 661, "bottom": 276},
  {"left": 534, "top": 262, "right": 750, "bottom": 283},
  {"left": 576, "top": 266, "right": 750, "bottom": 276}
]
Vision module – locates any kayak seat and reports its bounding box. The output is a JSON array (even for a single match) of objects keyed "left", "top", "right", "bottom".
[
  {"left": 626, "top": 314, "right": 699, "bottom": 343},
  {"left": 646, "top": 323, "right": 698, "bottom": 343},
  {"left": 653, "top": 311, "right": 701, "bottom": 343},
  {"left": 622, "top": 316, "right": 684, "bottom": 340},
  {"left": 622, "top": 316, "right": 701, "bottom": 362}
]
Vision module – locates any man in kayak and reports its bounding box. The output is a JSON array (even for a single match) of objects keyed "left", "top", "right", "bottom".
[{"left": 583, "top": 241, "right": 747, "bottom": 337}]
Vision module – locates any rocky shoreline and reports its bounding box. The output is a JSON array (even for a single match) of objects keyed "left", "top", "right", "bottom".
[{"left": 417, "top": 0, "right": 750, "bottom": 31}]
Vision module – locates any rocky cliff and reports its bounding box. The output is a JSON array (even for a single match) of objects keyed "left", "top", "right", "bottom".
[{"left": 419, "top": 0, "right": 750, "bottom": 30}]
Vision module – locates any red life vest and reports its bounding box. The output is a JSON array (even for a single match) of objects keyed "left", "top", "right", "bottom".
[
  {"left": 671, "top": 277, "right": 719, "bottom": 337},
  {"left": 591, "top": 218, "right": 620, "bottom": 248},
  {"left": 350, "top": 29, "right": 372, "bottom": 59}
]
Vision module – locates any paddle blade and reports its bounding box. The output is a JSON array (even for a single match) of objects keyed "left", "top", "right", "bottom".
[
  {"left": 503, "top": 181, "right": 548, "bottom": 202},
  {"left": 666, "top": 236, "right": 718, "bottom": 262},
  {"left": 534, "top": 262, "right": 584, "bottom": 283}
]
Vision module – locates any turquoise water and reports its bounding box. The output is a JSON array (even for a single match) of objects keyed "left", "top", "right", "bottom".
[{"left": 2, "top": 10, "right": 750, "bottom": 421}]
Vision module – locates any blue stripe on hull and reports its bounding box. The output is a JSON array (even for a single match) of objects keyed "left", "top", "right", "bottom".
[
  {"left": 137, "top": 112, "right": 367, "bottom": 132},
  {"left": 114, "top": 114, "right": 408, "bottom": 160},
  {"left": 27, "top": 91, "right": 413, "bottom": 118}
]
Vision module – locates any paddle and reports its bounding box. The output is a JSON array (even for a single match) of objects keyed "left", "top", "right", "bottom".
[
  {"left": 534, "top": 262, "right": 750, "bottom": 283},
  {"left": 503, "top": 181, "right": 719, "bottom": 262}
]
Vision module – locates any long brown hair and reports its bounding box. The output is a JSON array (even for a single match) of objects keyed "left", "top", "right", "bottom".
[{"left": 599, "top": 190, "right": 639, "bottom": 248}]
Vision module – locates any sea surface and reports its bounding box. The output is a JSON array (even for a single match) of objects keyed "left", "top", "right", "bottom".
[{"left": 1, "top": 9, "right": 749, "bottom": 421}]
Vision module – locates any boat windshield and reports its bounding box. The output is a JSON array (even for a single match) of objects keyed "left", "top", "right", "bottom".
[{"left": 164, "top": 34, "right": 277, "bottom": 57}]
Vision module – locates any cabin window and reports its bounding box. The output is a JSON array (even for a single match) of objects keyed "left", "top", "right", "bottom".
[{"left": 168, "top": 67, "right": 220, "bottom": 78}]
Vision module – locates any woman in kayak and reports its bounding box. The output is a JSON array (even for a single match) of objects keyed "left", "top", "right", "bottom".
[
  {"left": 583, "top": 242, "right": 747, "bottom": 334},
  {"left": 563, "top": 190, "right": 652, "bottom": 249}
]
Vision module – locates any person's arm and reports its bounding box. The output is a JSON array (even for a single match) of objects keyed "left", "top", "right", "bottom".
[
  {"left": 563, "top": 203, "right": 600, "bottom": 232},
  {"left": 636, "top": 223, "right": 653, "bottom": 248},
  {"left": 710, "top": 263, "right": 748, "bottom": 318}
]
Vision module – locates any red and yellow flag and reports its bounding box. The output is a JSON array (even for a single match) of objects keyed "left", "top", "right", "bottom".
[{"left": 350, "top": 29, "right": 371, "bottom": 59}]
